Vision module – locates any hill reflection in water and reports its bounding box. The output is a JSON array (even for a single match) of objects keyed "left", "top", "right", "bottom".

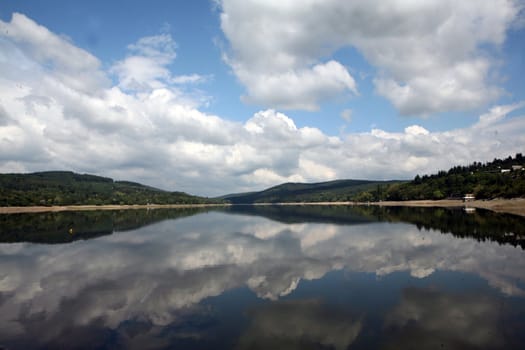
[{"left": 1, "top": 205, "right": 524, "bottom": 349}]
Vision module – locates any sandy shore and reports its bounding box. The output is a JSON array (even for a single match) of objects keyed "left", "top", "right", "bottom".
[
  {"left": 0, "top": 203, "right": 229, "bottom": 214},
  {"left": 369, "top": 198, "right": 525, "bottom": 217},
  {"left": 1, "top": 199, "right": 524, "bottom": 217},
  {"left": 237, "top": 199, "right": 525, "bottom": 217}
]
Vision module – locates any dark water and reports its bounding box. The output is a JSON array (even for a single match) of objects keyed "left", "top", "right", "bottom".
[{"left": 1, "top": 205, "right": 525, "bottom": 349}]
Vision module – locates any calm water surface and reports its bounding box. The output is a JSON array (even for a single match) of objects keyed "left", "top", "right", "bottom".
[{"left": 1, "top": 206, "right": 525, "bottom": 349}]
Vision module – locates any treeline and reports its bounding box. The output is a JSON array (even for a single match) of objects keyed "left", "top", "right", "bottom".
[
  {"left": 0, "top": 171, "right": 221, "bottom": 206},
  {"left": 354, "top": 154, "right": 525, "bottom": 201}
]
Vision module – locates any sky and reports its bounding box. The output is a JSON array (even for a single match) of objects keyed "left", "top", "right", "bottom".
[{"left": 0, "top": 0, "right": 524, "bottom": 196}]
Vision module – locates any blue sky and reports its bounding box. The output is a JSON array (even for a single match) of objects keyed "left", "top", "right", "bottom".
[{"left": 0, "top": 0, "right": 524, "bottom": 195}]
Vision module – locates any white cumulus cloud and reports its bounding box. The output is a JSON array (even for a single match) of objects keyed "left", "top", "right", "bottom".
[
  {"left": 0, "top": 13, "right": 524, "bottom": 196},
  {"left": 218, "top": 0, "right": 521, "bottom": 115}
]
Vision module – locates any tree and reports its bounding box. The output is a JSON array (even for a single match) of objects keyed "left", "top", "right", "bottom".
[
  {"left": 355, "top": 191, "right": 373, "bottom": 202},
  {"left": 432, "top": 190, "right": 445, "bottom": 200}
]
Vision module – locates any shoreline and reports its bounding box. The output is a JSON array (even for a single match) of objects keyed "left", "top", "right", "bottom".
[
  {"left": 1, "top": 199, "right": 524, "bottom": 217},
  {"left": 250, "top": 199, "right": 525, "bottom": 217},
  {"left": 368, "top": 198, "right": 525, "bottom": 217},
  {"left": 0, "top": 203, "right": 230, "bottom": 214}
]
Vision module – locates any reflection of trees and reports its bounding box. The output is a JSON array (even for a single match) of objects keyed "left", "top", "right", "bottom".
[
  {"left": 223, "top": 205, "right": 525, "bottom": 249},
  {"left": 221, "top": 205, "right": 377, "bottom": 225},
  {"left": 352, "top": 206, "right": 525, "bottom": 249},
  {"left": 3, "top": 205, "right": 524, "bottom": 248},
  {"left": 0, "top": 208, "right": 210, "bottom": 243},
  {"left": 382, "top": 287, "right": 525, "bottom": 349},
  {"left": 236, "top": 300, "right": 361, "bottom": 350}
]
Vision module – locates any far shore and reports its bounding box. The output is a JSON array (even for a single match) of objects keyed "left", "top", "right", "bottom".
[
  {"left": 1, "top": 198, "right": 525, "bottom": 217},
  {"left": 249, "top": 198, "right": 525, "bottom": 217},
  {"left": 369, "top": 198, "right": 525, "bottom": 217},
  {"left": 0, "top": 203, "right": 230, "bottom": 214}
]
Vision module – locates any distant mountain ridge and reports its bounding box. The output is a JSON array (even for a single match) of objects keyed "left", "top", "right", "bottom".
[
  {"left": 0, "top": 171, "right": 217, "bottom": 206},
  {"left": 219, "top": 179, "right": 403, "bottom": 204},
  {"left": 3, "top": 153, "right": 523, "bottom": 207},
  {"left": 219, "top": 154, "right": 525, "bottom": 203}
]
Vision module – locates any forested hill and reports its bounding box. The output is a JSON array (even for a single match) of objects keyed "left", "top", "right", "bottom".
[
  {"left": 220, "top": 179, "right": 403, "bottom": 204},
  {"left": 376, "top": 154, "right": 525, "bottom": 201},
  {"left": 220, "top": 154, "right": 525, "bottom": 204},
  {"left": 0, "top": 171, "right": 218, "bottom": 206},
  {"left": 3, "top": 154, "right": 523, "bottom": 207}
]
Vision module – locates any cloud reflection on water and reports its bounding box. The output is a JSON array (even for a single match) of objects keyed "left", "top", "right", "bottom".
[
  {"left": 383, "top": 287, "right": 506, "bottom": 350},
  {"left": 0, "top": 210, "right": 524, "bottom": 348},
  {"left": 236, "top": 299, "right": 362, "bottom": 350}
]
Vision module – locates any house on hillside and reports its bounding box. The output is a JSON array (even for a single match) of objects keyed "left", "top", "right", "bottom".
[
  {"left": 463, "top": 193, "right": 475, "bottom": 202},
  {"left": 512, "top": 165, "right": 523, "bottom": 171}
]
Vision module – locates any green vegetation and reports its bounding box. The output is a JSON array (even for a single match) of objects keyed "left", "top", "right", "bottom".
[
  {"left": 375, "top": 153, "right": 525, "bottom": 201},
  {"left": 0, "top": 171, "right": 221, "bottom": 206},
  {"left": 220, "top": 179, "right": 403, "bottom": 204}
]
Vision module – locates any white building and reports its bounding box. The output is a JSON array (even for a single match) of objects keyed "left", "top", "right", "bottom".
[{"left": 463, "top": 193, "right": 475, "bottom": 202}]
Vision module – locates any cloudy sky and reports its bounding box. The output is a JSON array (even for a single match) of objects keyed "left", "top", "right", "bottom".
[{"left": 1, "top": 0, "right": 524, "bottom": 195}]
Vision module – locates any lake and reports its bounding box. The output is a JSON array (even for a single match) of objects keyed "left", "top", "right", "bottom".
[{"left": 1, "top": 205, "right": 525, "bottom": 349}]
